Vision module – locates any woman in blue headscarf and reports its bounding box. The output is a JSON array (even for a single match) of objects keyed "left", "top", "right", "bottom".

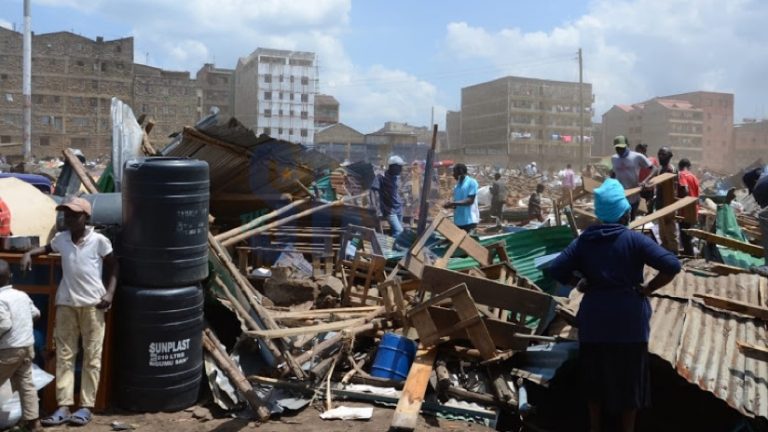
[{"left": 549, "top": 178, "right": 681, "bottom": 432}]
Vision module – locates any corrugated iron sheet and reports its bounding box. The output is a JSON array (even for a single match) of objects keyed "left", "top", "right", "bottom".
[
  {"left": 646, "top": 272, "right": 768, "bottom": 419},
  {"left": 161, "top": 120, "right": 337, "bottom": 198}
]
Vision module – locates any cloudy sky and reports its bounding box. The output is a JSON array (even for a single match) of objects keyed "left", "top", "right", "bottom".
[{"left": 2, "top": 0, "right": 767, "bottom": 133}]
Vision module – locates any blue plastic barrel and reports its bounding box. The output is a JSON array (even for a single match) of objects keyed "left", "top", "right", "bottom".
[{"left": 370, "top": 333, "right": 418, "bottom": 381}]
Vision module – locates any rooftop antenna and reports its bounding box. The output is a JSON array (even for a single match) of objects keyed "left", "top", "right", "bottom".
[{"left": 145, "top": 52, "right": 149, "bottom": 65}]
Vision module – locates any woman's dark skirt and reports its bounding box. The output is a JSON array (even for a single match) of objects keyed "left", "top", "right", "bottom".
[{"left": 579, "top": 342, "right": 651, "bottom": 412}]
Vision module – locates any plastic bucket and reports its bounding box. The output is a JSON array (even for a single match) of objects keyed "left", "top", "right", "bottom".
[{"left": 370, "top": 332, "right": 418, "bottom": 381}]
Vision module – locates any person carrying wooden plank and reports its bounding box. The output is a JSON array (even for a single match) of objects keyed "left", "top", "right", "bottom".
[
  {"left": 548, "top": 178, "right": 681, "bottom": 432},
  {"left": 655, "top": 147, "right": 679, "bottom": 253}
]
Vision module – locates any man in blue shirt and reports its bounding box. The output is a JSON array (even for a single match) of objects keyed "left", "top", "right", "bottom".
[
  {"left": 371, "top": 155, "right": 405, "bottom": 237},
  {"left": 443, "top": 163, "right": 479, "bottom": 232}
]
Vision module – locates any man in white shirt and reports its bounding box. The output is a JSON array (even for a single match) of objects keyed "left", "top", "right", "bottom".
[
  {"left": 22, "top": 197, "right": 117, "bottom": 427},
  {"left": 0, "top": 259, "right": 42, "bottom": 431},
  {"left": 610, "top": 135, "right": 653, "bottom": 220}
]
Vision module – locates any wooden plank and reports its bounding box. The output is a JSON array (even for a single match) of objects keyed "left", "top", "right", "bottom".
[
  {"left": 694, "top": 294, "right": 768, "bottom": 321},
  {"left": 710, "top": 262, "right": 751, "bottom": 276},
  {"left": 582, "top": 176, "right": 601, "bottom": 194},
  {"left": 450, "top": 286, "right": 497, "bottom": 360},
  {"left": 623, "top": 172, "right": 676, "bottom": 197},
  {"left": 628, "top": 196, "right": 697, "bottom": 229},
  {"left": 390, "top": 347, "right": 438, "bottom": 431},
  {"left": 421, "top": 266, "right": 552, "bottom": 318},
  {"left": 62, "top": 148, "right": 98, "bottom": 193},
  {"left": 268, "top": 306, "right": 379, "bottom": 319},
  {"left": 684, "top": 229, "right": 764, "bottom": 258},
  {"left": 572, "top": 207, "right": 597, "bottom": 220},
  {"left": 245, "top": 313, "right": 380, "bottom": 339},
  {"left": 737, "top": 340, "right": 768, "bottom": 361}
]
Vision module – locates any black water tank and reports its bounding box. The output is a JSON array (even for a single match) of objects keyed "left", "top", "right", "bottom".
[
  {"left": 115, "top": 284, "right": 204, "bottom": 412},
  {"left": 121, "top": 158, "right": 209, "bottom": 287}
]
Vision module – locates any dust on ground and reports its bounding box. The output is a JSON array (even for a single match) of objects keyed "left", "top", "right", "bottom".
[{"left": 38, "top": 402, "right": 496, "bottom": 432}]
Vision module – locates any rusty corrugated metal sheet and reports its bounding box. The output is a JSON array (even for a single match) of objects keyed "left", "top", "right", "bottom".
[
  {"left": 647, "top": 271, "right": 768, "bottom": 419},
  {"left": 653, "top": 271, "right": 762, "bottom": 305}
]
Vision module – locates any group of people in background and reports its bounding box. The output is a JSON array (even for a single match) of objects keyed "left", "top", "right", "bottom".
[{"left": 610, "top": 135, "right": 701, "bottom": 256}]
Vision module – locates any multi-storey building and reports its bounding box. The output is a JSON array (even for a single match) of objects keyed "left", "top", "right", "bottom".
[
  {"left": 443, "top": 110, "right": 461, "bottom": 153},
  {"left": 132, "top": 64, "right": 197, "bottom": 142},
  {"left": 195, "top": 63, "right": 233, "bottom": 120},
  {"left": 314, "top": 94, "right": 338, "bottom": 128},
  {"left": 602, "top": 91, "right": 733, "bottom": 171},
  {"left": 733, "top": 119, "right": 768, "bottom": 169},
  {"left": 458, "top": 76, "right": 593, "bottom": 166},
  {"left": 0, "top": 28, "right": 134, "bottom": 157},
  {"left": 233, "top": 48, "right": 316, "bottom": 146}
]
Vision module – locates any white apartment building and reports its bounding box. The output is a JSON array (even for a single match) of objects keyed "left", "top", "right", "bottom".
[{"left": 234, "top": 48, "right": 317, "bottom": 146}]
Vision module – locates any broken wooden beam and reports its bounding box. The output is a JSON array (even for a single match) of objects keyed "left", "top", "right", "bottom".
[
  {"left": 737, "top": 340, "right": 768, "bottom": 361},
  {"left": 214, "top": 197, "right": 311, "bottom": 243},
  {"left": 629, "top": 196, "right": 698, "bottom": 229},
  {"left": 390, "top": 347, "right": 438, "bottom": 431},
  {"left": 202, "top": 329, "right": 271, "bottom": 422},
  {"left": 62, "top": 148, "right": 99, "bottom": 193},
  {"left": 694, "top": 293, "right": 768, "bottom": 321},
  {"left": 684, "top": 229, "right": 764, "bottom": 258},
  {"left": 221, "top": 193, "right": 367, "bottom": 247}
]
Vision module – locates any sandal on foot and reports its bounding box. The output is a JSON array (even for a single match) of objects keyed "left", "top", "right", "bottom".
[
  {"left": 40, "top": 407, "right": 70, "bottom": 426},
  {"left": 68, "top": 408, "right": 92, "bottom": 426}
]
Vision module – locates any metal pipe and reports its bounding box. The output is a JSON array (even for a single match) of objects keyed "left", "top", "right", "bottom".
[{"left": 22, "top": 0, "right": 32, "bottom": 165}]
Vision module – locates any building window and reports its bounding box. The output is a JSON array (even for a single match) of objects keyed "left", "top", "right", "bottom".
[
  {"left": 278, "top": 128, "right": 283, "bottom": 134},
  {"left": 301, "top": 76, "right": 309, "bottom": 85},
  {"left": 91, "top": 80, "right": 98, "bottom": 90},
  {"left": 101, "top": 62, "right": 108, "bottom": 72},
  {"left": 264, "top": 109, "right": 272, "bottom": 117},
  {"left": 289, "top": 128, "right": 293, "bottom": 135},
  {"left": 3, "top": 94, "right": 12, "bottom": 103},
  {"left": 39, "top": 116, "right": 50, "bottom": 126},
  {"left": 32, "top": 95, "right": 43, "bottom": 104},
  {"left": 90, "top": 98, "right": 98, "bottom": 107},
  {"left": 53, "top": 96, "right": 61, "bottom": 104},
  {"left": 0, "top": 136, "right": 10, "bottom": 144},
  {"left": 263, "top": 128, "right": 271, "bottom": 136},
  {"left": 301, "top": 111, "right": 308, "bottom": 119},
  {"left": 279, "top": 75, "right": 284, "bottom": 83},
  {"left": 300, "top": 129, "right": 308, "bottom": 137},
  {"left": 301, "top": 94, "right": 309, "bottom": 102},
  {"left": 76, "top": 60, "right": 84, "bottom": 67},
  {"left": 290, "top": 93, "right": 295, "bottom": 101},
  {"left": 264, "top": 91, "right": 272, "bottom": 100},
  {"left": 264, "top": 75, "right": 272, "bottom": 83},
  {"left": 279, "top": 92, "right": 283, "bottom": 100},
  {"left": 278, "top": 109, "right": 283, "bottom": 116},
  {"left": 39, "top": 136, "right": 50, "bottom": 146},
  {"left": 115, "top": 45, "right": 122, "bottom": 53},
  {"left": 0, "top": 74, "right": 6, "bottom": 80}
]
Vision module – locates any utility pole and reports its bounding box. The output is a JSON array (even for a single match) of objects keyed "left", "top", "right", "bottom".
[
  {"left": 22, "top": 0, "right": 32, "bottom": 166},
  {"left": 578, "top": 48, "right": 585, "bottom": 170}
]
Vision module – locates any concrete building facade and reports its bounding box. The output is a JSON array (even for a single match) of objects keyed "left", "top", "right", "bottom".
[
  {"left": 458, "top": 76, "right": 593, "bottom": 166},
  {"left": 133, "top": 64, "right": 197, "bottom": 141},
  {"left": 234, "top": 48, "right": 316, "bottom": 146},
  {"left": 0, "top": 28, "right": 134, "bottom": 157},
  {"left": 601, "top": 91, "right": 733, "bottom": 171},
  {"left": 733, "top": 119, "right": 768, "bottom": 169},
  {"left": 195, "top": 63, "right": 233, "bottom": 120},
  {"left": 444, "top": 110, "right": 461, "bottom": 152},
  {"left": 314, "top": 94, "right": 339, "bottom": 128}
]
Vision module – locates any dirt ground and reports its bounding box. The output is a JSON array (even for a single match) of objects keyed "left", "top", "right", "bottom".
[{"left": 37, "top": 402, "right": 497, "bottom": 432}]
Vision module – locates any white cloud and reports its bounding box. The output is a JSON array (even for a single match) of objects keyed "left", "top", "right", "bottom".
[
  {"left": 21, "top": 0, "right": 446, "bottom": 132},
  {"left": 0, "top": 19, "right": 11, "bottom": 30},
  {"left": 442, "top": 0, "right": 768, "bottom": 122}
]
